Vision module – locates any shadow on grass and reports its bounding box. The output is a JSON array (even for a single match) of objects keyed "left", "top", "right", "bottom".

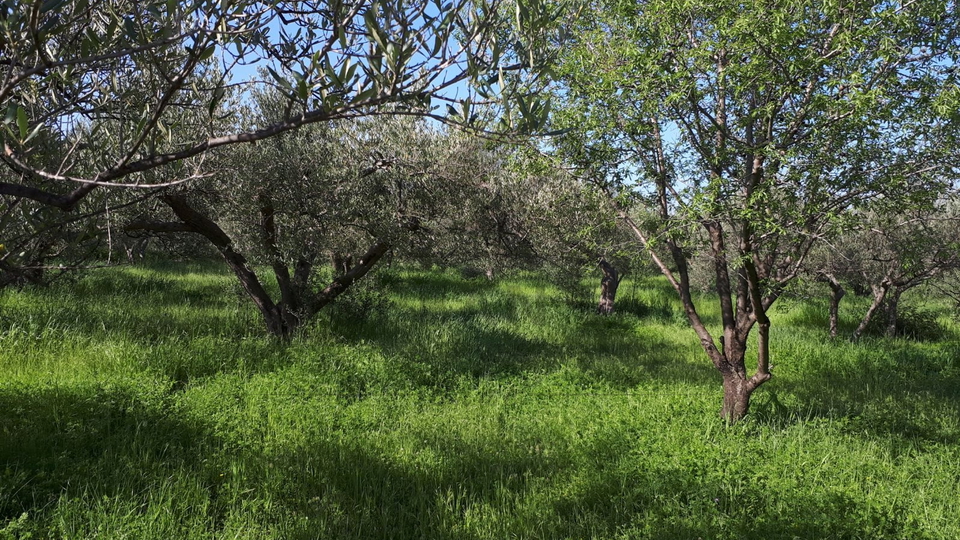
[
  {"left": 236, "top": 429, "right": 916, "bottom": 539},
  {"left": 756, "top": 339, "right": 960, "bottom": 447},
  {"left": 0, "top": 265, "right": 260, "bottom": 344},
  {"left": 0, "top": 384, "right": 227, "bottom": 526},
  {"left": 326, "top": 292, "right": 719, "bottom": 395},
  {"left": 383, "top": 271, "right": 498, "bottom": 300}
]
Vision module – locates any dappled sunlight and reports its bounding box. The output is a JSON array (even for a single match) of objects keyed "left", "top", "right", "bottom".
[{"left": 2, "top": 264, "right": 960, "bottom": 538}]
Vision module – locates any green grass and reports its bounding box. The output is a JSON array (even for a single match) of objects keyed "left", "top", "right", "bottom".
[{"left": 1, "top": 262, "right": 959, "bottom": 539}]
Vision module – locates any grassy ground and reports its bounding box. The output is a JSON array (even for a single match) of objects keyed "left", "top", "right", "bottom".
[{"left": 1, "top": 262, "right": 959, "bottom": 539}]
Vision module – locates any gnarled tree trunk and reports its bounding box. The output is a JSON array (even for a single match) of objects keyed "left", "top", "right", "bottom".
[
  {"left": 596, "top": 258, "right": 621, "bottom": 315},
  {"left": 852, "top": 274, "right": 892, "bottom": 340},
  {"left": 817, "top": 272, "right": 845, "bottom": 338},
  {"left": 126, "top": 194, "right": 391, "bottom": 339}
]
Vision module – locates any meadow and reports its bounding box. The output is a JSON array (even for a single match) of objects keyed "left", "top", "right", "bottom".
[{"left": 1, "top": 261, "right": 959, "bottom": 539}]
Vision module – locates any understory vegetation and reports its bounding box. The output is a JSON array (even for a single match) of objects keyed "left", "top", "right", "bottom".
[{"left": 2, "top": 262, "right": 959, "bottom": 539}]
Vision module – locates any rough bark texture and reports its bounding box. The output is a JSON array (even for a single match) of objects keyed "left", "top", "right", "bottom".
[
  {"left": 721, "top": 372, "right": 752, "bottom": 423},
  {"left": 884, "top": 287, "right": 903, "bottom": 338},
  {"left": 852, "top": 275, "right": 892, "bottom": 340},
  {"left": 596, "top": 258, "right": 621, "bottom": 315}
]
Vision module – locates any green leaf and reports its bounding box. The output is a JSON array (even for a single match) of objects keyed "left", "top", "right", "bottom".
[
  {"left": 209, "top": 86, "right": 226, "bottom": 116},
  {"left": 266, "top": 67, "right": 291, "bottom": 90},
  {"left": 16, "top": 106, "right": 28, "bottom": 141},
  {"left": 24, "top": 123, "right": 43, "bottom": 144},
  {"left": 123, "top": 16, "right": 138, "bottom": 41},
  {"left": 364, "top": 9, "right": 387, "bottom": 52},
  {"left": 297, "top": 78, "right": 309, "bottom": 101},
  {"left": 198, "top": 45, "right": 216, "bottom": 62},
  {"left": 4, "top": 104, "right": 16, "bottom": 125}
]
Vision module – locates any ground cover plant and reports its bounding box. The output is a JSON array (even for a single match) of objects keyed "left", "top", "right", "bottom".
[{"left": 1, "top": 262, "right": 959, "bottom": 539}]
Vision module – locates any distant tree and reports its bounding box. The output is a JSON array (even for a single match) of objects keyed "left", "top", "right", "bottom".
[
  {"left": 812, "top": 205, "right": 960, "bottom": 340},
  {"left": 126, "top": 93, "right": 508, "bottom": 337},
  {"left": 515, "top": 163, "right": 640, "bottom": 313},
  {"left": 549, "top": 0, "right": 959, "bottom": 421}
]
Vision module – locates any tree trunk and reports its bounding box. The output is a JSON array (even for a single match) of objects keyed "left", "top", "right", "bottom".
[
  {"left": 720, "top": 372, "right": 753, "bottom": 423},
  {"left": 159, "top": 194, "right": 297, "bottom": 338},
  {"left": 818, "top": 272, "right": 845, "bottom": 338},
  {"left": 309, "top": 240, "right": 391, "bottom": 313},
  {"left": 128, "top": 196, "right": 392, "bottom": 339},
  {"left": 885, "top": 287, "right": 903, "bottom": 338},
  {"left": 597, "top": 258, "right": 621, "bottom": 315},
  {"left": 852, "top": 275, "right": 892, "bottom": 340}
]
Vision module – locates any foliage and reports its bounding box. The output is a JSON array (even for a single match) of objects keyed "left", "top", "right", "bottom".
[
  {"left": 0, "top": 0, "right": 561, "bottom": 213},
  {"left": 325, "top": 267, "right": 394, "bottom": 322},
  {"left": 809, "top": 202, "right": 960, "bottom": 338},
  {"left": 862, "top": 301, "right": 946, "bottom": 341},
  {"left": 546, "top": 0, "right": 960, "bottom": 419}
]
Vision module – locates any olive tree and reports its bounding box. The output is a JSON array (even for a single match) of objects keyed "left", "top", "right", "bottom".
[
  {"left": 550, "top": 0, "right": 959, "bottom": 421},
  {"left": 126, "top": 93, "right": 512, "bottom": 337},
  {"left": 811, "top": 204, "right": 960, "bottom": 340},
  {"left": 0, "top": 0, "right": 563, "bottom": 296},
  {"left": 0, "top": 0, "right": 558, "bottom": 210}
]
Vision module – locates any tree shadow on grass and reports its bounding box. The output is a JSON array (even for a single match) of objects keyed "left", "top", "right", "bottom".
[
  {"left": 0, "top": 384, "right": 236, "bottom": 533},
  {"left": 0, "top": 267, "right": 259, "bottom": 344},
  {"left": 754, "top": 340, "right": 960, "bottom": 447},
  {"left": 383, "top": 271, "right": 498, "bottom": 301},
  {"left": 328, "top": 297, "right": 719, "bottom": 397},
  {"left": 233, "top": 428, "right": 918, "bottom": 540},
  {"left": 0, "top": 381, "right": 921, "bottom": 539}
]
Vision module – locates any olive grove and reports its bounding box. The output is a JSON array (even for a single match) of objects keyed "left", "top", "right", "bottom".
[{"left": 0, "top": 0, "right": 560, "bottom": 286}]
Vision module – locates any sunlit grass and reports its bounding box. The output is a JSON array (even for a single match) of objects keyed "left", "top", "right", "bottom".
[{"left": 1, "top": 262, "right": 959, "bottom": 539}]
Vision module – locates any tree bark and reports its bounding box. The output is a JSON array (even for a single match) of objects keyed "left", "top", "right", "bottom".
[
  {"left": 596, "top": 258, "right": 621, "bottom": 315},
  {"left": 259, "top": 196, "right": 302, "bottom": 332},
  {"left": 721, "top": 371, "right": 752, "bottom": 423},
  {"left": 309, "top": 240, "right": 391, "bottom": 313},
  {"left": 158, "top": 194, "right": 292, "bottom": 337},
  {"left": 817, "top": 272, "right": 845, "bottom": 338},
  {"left": 885, "top": 286, "right": 903, "bottom": 338},
  {"left": 852, "top": 275, "right": 892, "bottom": 340},
  {"left": 127, "top": 196, "right": 393, "bottom": 338}
]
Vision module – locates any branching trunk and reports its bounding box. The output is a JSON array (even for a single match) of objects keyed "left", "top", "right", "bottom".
[
  {"left": 852, "top": 274, "right": 892, "bottom": 340},
  {"left": 309, "top": 240, "right": 391, "bottom": 313},
  {"left": 157, "top": 194, "right": 293, "bottom": 337},
  {"left": 259, "top": 195, "right": 302, "bottom": 332},
  {"left": 817, "top": 271, "right": 845, "bottom": 338},
  {"left": 128, "top": 195, "right": 394, "bottom": 338},
  {"left": 596, "top": 258, "right": 621, "bottom": 315}
]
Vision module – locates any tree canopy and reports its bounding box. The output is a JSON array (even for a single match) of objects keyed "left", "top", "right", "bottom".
[
  {"left": 549, "top": 0, "right": 960, "bottom": 420},
  {"left": 0, "top": 0, "right": 558, "bottom": 209}
]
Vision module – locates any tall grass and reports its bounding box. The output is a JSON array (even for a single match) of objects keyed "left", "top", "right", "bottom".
[{"left": 1, "top": 263, "right": 958, "bottom": 539}]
